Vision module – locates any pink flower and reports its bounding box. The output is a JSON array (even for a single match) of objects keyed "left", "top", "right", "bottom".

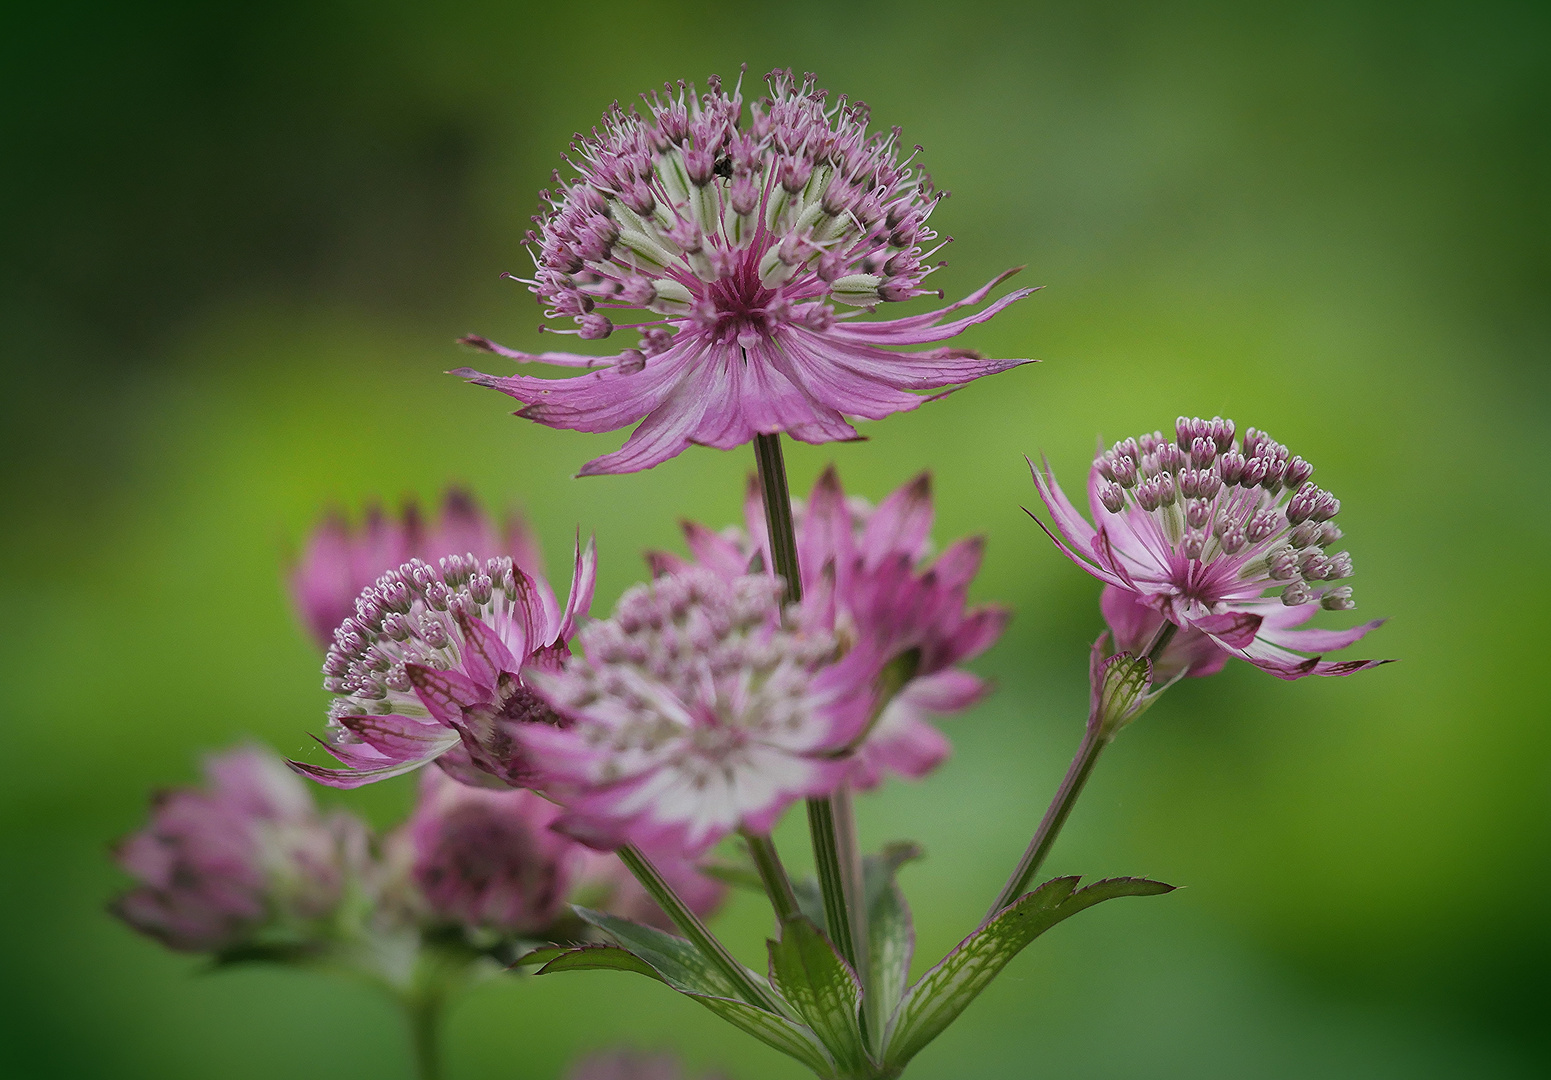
[
  {"left": 112, "top": 745, "right": 358, "bottom": 953},
  {"left": 289, "top": 489, "right": 546, "bottom": 649},
  {"left": 1031, "top": 416, "right": 1392, "bottom": 680},
  {"left": 650, "top": 467, "right": 1008, "bottom": 788},
  {"left": 453, "top": 70, "right": 1036, "bottom": 476},
  {"left": 400, "top": 769, "right": 577, "bottom": 935},
  {"left": 525, "top": 570, "right": 874, "bottom": 856},
  {"left": 291, "top": 538, "right": 596, "bottom": 790},
  {"left": 567, "top": 1051, "right": 722, "bottom": 1080}
]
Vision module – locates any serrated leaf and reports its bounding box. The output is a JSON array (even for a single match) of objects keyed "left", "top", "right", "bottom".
[
  {"left": 573, "top": 907, "right": 750, "bottom": 999},
  {"left": 865, "top": 863, "right": 915, "bottom": 1047},
  {"left": 689, "top": 993, "right": 838, "bottom": 1077},
  {"left": 884, "top": 876, "right": 1175, "bottom": 1068},
  {"left": 767, "top": 915, "right": 870, "bottom": 1074},
  {"left": 509, "top": 945, "right": 572, "bottom": 970},
  {"left": 534, "top": 944, "right": 664, "bottom": 981}
]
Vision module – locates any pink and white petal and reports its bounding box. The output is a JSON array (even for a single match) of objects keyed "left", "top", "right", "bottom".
[
  {"left": 900, "top": 668, "right": 989, "bottom": 713},
  {"left": 797, "top": 466, "right": 856, "bottom": 587},
  {"left": 1258, "top": 617, "right": 1387, "bottom": 654},
  {"left": 1191, "top": 611, "right": 1264, "bottom": 649},
  {"left": 338, "top": 714, "right": 460, "bottom": 763},
  {"left": 850, "top": 710, "right": 951, "bottom": 790},
  {"left": 772, "top": 331, "right": 928, "bottom": 420},
  {"left": 932, "top": 605, "right": 1011, "bottom": 667},
  {"left": 454, "top": 609, "right": 520, "bottom": 685},
  {"left": 824, "top": 283, "right": 1040, "bottom": 347},
  {"left": 575, "top": 358, "right": 723, "bottom": 476},
  {"left": 406, "top": 663, "right": 492, "bottom": 725},
  {"left": 1023, "top": 508, "right": 1125, "bottom": 587},
  {"left": 683, "top": 521, "right": 749, "bottom": 581},
  {"left": 456, "top": 334, "right": 628, "bottom": 367},
  {"left": 558, "top": 533, "right": 598, "bottom": 640},
  {"left": 929, "top": 536, "right": 986, "bottom": 593},
  {"left": 1028, "top": 457, "right": 1099, "bottom": 554},
  {"left": 822, "top": 270, "right": 1027, "bottom": 339},
  {"left": 287, "top": 757, "right": 430, "bottom": 789},
  {"left": 860, "top": 473, "right": 934, "bottom": 567},
  {"left": 645, "top": 550, "right": 692, "bottom": 577}
]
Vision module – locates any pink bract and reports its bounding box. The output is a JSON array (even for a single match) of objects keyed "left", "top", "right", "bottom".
[
  {"left": 524, "top": 569, "right": 875, "bottom": 856},
  {"left": 453, "top": 70, "right": 1036, "bottom": 475},
  {"left": 1031, "top": 416, "right": 1392, "bottom": 680},
  {"left": 650, "top": 467, "right": 1007, "bottom": 788},
  {"left": 290, "top": 538, "right": 596, "bottom": 790},
  {"left": 289, "top": 489, "right": 546, "bottom": 649}
]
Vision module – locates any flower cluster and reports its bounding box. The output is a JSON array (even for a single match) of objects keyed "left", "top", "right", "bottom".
[
  {"left": 651, "top": 467, "right": 1007, "bottom": 788},
  {"left": 112, "top": 745, "right": 362, "bottom": 954},
  {"left": 1032, "top": 416, "right": 1389, "bottom": 679},
  {"left": 526, "top": 569, "right": 874, "bottom": 855},
  {"left": 296, "top": 539, "right": 595, "bottom": 789},
  {"left": 454, "top": 69, "right": 1035, "bottom": 475}
]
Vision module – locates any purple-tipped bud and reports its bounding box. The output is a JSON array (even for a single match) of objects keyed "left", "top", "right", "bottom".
[
  {"left": 1098, "top": 481, "right": 1126, "bottom": 514},
  {"left": 1299, "top": 551, "right": 1331, "bottom": 580},
  {"left": 1320, "top": 586, "right": 1356, "bottom": 611},
  {"left": 1268, "top": 547, "right": 1300, "bottom": 580},
  {"left": 1217, "top": 451, "right": 1247, "bottom": 486},
  {"left": 1325, "top": 551, "right": 1354, "bottom": 579},
  {"left": 1318, "top": 522, "right": 1344, "bottom": 547},
  {"left": 1218, "top": 521, "right": 1247, "bottom": 554},
  {"left": 1208, "top": 416, "right": 1235, "bottom": 451},
  {"left": 1111, "top": 454, "right": 1139, "bottom": 487},
  {"left": 1183, "top": 529, "right": 1206, "bottom": 559},
  {"left": 1190, "top": 436, "right": 1217, "bottom": 468},
  {"left": 1185, "top": 498, "right": 1212, "bottom": 529},
  {"left": 1156, "top": 443, "right": 1186, "bottom": 474},
  {"left": 1284, "top": 455, "right": 1314, "bottom": 488},
  {"left": 617, "top": 349, "right": 647, "bottom": 375},
  {"left": 578, "top": 313, "right": 615, "bottom": 340},
  {"left": 1281, "top": 581, "right": 1315, "bottom": 606}
]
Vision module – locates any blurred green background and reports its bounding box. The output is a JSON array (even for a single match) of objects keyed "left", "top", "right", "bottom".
[{"left": 3, "top": 0, "right": 1548, "bottom": 1076}]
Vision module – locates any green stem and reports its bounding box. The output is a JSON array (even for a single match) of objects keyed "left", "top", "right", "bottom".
[
  {"left": 617, "top": 843, "right": 784, "bottom": 1014},
  {"left": 743, "top": 829, "right": 802, "bottom": 924},
  {"left": 405, "top": 993, "right": 442, "bottom": 1080},
  {"left": 832, "top": 786, "right": 872, "bottom": 1011},
  {"left": 753, "top": 433, "right": 803, "bottom": 605},
  {"left": 987, "top": 621, "right": 1182, "bottom": 916}
]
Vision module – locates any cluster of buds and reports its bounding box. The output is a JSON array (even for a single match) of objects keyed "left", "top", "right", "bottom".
[{"left": 530, "top": 68, "right": 947, "bottom": 347}]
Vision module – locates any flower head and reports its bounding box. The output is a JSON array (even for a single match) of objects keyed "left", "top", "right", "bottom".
[
  {"left": 525, "top": 569, "right": 872, "bottom": 855},
  {"left": 454, "top": 69, "right": 1036, "bottom": 475},
  {"left": 651, "top": 467, "right": 1007, "bottom": 787},
  {"left": 112, "top": 745, "right": 359, "bottom": 953},
  {"left": 289, "top": 489, "right": 545, "bottom": 648},
  {"left": 400, "top": 768, "right": 576, "bottom": 935},
  {"left": 291, "top": 537, "right": 596, "bottom": 789},
  {"left": 1031, "top": 416, "right": 1391, "bottom": 679}
]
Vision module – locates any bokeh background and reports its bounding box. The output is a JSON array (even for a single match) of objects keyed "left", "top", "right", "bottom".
[{"left": 3, "top": 0, "right": 1548, "bottom": 1076}]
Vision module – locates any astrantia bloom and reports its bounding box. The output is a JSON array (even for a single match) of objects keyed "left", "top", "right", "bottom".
[
  {"left": 525, "top": 569, "right": 872, "bottom": 855},
  {"left": 455, "top": 70, "right": 1036, "bottom": 475},
  {"left": 1032, "top": 416, "right": 1390, "bottom": 679},
  {"left": 112, "top": 745, "right": 357, "bottom": 953},
  {"left": 402, "top": 769, "right": 576, "bottom": 935},
  {"left": 293, "top": 540, "right": 596, "bottom": 789},
  {"left": 289, "top": 489, "right": 545, "bottom": 648},
  {"left": 651, "top": 468, "right": 1007, "bottom": 787}
]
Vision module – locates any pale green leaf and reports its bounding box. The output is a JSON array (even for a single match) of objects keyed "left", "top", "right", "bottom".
[
  {"left": 534, "top": 944, "right": 665, "bottom": 982},
  {"left": 767, "top": 915, "right": 869, "bottom": 1074},
  {"left": 883, "top": 876, "right": 1174, "bottom": 1068},
  {"left": 689, "top": 993, "right": 838, "bottom": 1079}
]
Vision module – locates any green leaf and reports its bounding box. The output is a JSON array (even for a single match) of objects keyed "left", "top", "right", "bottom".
[
  {"left": 688, "top": 993, "right": 838, "bottom": 1079},
  {"left": 534, "top": 944, "right": 664, "bottom": 982},
  {"left": 883, "top": 876, "right": 1175, "bottom": 1069},
  {"left": 767, "top": 915, "right": 870, "bottom": 1074},
  {"left": 573, "top": 907, "right": 751, "bottom": 1000},
  {"left": 509, "top": 944, "right": 572, "bottom": 970},
  {"left": 864, "top": 856, "right": 916, "bottom": 1046}
]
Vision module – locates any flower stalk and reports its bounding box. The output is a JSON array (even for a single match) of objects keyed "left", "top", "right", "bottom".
[
  {"left": 616, "top": 844, "right": 783, "bottom": 1014},
  {"left": 742, "top": 830, "right": 802, "bottom": 924},
  {"left": 755, "top": 433, "right": 871, "bottom": 1019},
  {"left": 405, "top": 992, "right": 444, "bottom": 1080},
  {"left": 988, "top": 624, "right": 1181, "bottom": 916}
]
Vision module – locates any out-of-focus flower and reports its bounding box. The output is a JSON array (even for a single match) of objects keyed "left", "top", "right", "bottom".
[
  {"left": 289, "top": 490, "right": 546, "bottom": 649},
  {"left": 400, "top": 769, "right": 576, "bottom": 936},
  {"left": 454, "top": 69, "right": 1036, "bottom": 476},
  {"left": 573, "top": 846, "right": 727, "bottom": 933},
  {"left": 652, "top": 467, "right": 1007, "bottom": 788},
  {"left": 291, "top": 540, "right": 596, "bottom": 789},
  {"left": 1031, "top": 416, "right": 1391, "bottom": 679},
  {"left": 112, "top": 745, "right": 359, "bottom": 953},
  {"left": 566, "top": 1050, "right": 724, "bottom": 1080},
  {"left": 525, "top": 570, "right": 873, "bottom": 855}
]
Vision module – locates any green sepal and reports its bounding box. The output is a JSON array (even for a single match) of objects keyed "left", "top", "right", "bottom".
[
  {"left": 573, "top": 907, "right": 752, "bottom": 1000},
  {"left": 767, "top": 915, "right": 869, "bottom": 1074},
  {"left": 509, "top": 944, "right": 572, "bottom": 970},
  {"left": 883, "top": 876, "right": 1175, "bottom": 1069}
]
